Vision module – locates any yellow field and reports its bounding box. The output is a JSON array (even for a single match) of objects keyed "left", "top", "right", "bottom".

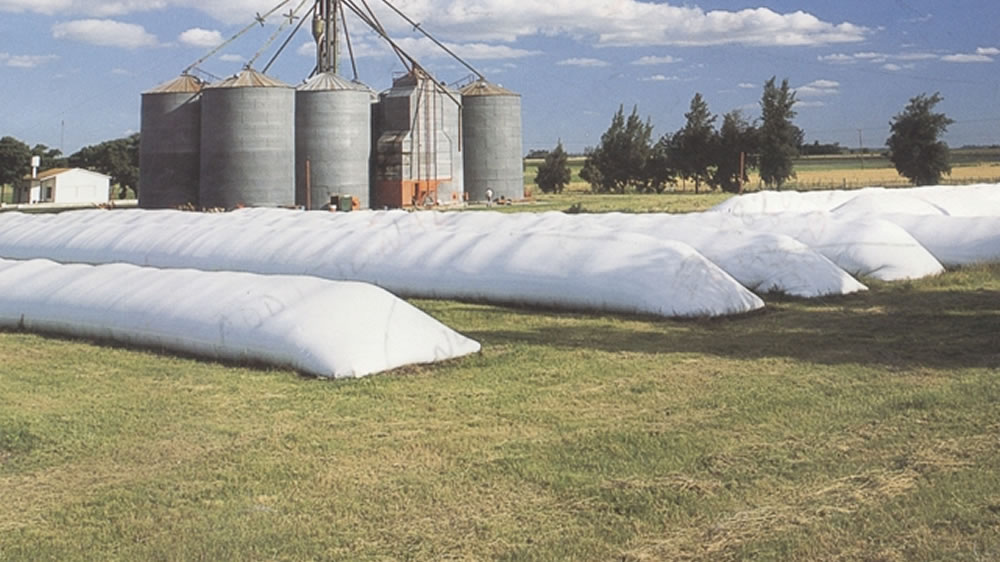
[
  {"left": 746, "top": 162, "right": 1000, "bottom": 191},
  {"left": 525, "top": 159, "right": 1000, "bottom": 195}
]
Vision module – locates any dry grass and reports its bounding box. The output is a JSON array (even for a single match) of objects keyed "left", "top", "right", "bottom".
[{"left": 2, "top": 263, "right": 1000, "bottom": 560}]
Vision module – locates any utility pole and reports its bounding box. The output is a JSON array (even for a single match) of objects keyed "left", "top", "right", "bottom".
[{"left": 858, "top": 128, "right": 865, "bottom": 169}]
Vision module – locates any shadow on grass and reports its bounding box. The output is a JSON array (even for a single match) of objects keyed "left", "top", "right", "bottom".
[{"left": 462, "top": 286, "right": 1000, "bottom": 370}]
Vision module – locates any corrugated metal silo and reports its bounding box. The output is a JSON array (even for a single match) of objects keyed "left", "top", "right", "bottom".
[
  {"left": 139, "top": 74, "right": 202, "bottom": 209},
  {"left": 374, "top": 71, "right": 464, "bottom": 208},
  {"left": 460, "top": 80, "right": 524, "bottom": 202},
  {"left": 199, "top": 69, "right": 295, "bottom": 209},
  {"left": 295, "top": 72, "right": 373, "bottom": 209}
]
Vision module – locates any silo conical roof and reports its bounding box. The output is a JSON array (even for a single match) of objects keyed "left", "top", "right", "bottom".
[
  {"left": 460, "top": 80, "right": 519, "bottom": 97},
  {"left": 298, "top": 72, "right": 372, "bottom": 92},
  {"left": 207, "top": 68, "right": 291, "bottom": 89},
  {"left": 144, "top": 74, "right": 203, "bottom": 94}
]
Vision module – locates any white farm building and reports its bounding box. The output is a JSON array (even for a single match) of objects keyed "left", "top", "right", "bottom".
[{"left": 17, "top": 168, "right": 111, "bottom": 205}]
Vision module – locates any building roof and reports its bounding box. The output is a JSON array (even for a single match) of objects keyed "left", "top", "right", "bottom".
[
  {"left": 298, "top": 72, "right": 372, "bottom": 93},
  {"left": 460, "top": 80, "right": 519, "bottom": 97},
  {"left": 23, "top": 168, "right": 111, "bottom": 181},
  {"left": 206, "top": 68, "right": 291, "bottom": 89},
  {"left": 143, "top": 74, "right": 203, "bottom": 94}
]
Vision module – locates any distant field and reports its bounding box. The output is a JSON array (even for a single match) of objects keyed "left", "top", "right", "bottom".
[{"left": 523, "top": 148, "right": 1000, "bottom": 195}]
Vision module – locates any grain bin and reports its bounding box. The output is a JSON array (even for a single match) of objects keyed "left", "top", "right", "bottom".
[
  {"left": 460, "top": 80, "right": 523, "bottom": 202},
  {"left": 139, "top": 74, "right": 202, "bottom": 209},
  {"left": 199, "top": 69, "right": 295, "bottom": 209},
  {"left": 373, "top": 70, "right": 463, "bottom": 208},
  {"left": 295, "top": 72, "right": 373, "bottom": 209}
]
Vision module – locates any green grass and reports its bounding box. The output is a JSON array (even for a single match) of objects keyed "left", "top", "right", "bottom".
[
  {"left": 493, "top": 191, "right": 733, "bottom": 214},
  {"left": 2, "top": 262, "right": 1000, "bottom": 560}
]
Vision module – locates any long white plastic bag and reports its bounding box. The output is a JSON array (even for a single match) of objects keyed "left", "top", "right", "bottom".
[
  {"left": 0, "top": 258, "right": 480, "bottom": 378},
  {"left": 0, "top": 210, "right": 765, "bottom": 318}
]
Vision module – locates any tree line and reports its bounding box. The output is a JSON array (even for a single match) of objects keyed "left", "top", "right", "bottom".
[
  {"left": 0, "top": 134, "right": 139, "bottom": 198},
  {"left": 535, "top": 78, "right": 956, "bottom": 194}
]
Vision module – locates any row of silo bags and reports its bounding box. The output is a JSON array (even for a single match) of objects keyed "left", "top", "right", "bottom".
[
  {"left": 0, "top": 258, "right": 480, "bottom": 378},
  {"left": 0, "top": 208, "right": 773, "bottom": 317},
  {"left": 2, "top": 183, "right": 997, "bottom": 377},
  {"left": 709, "top": 184, "right": 1000, "bottom": 268},
  {"left": 0, "top": 207, "right": 769, "bottom": 379}
]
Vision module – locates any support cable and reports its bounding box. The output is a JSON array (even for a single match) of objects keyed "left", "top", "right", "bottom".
[
  {"left": 263, "top": 3, "right": 316, "bottom": 74},
  {"left": 246, "top": 0, "right": 312, "bottom": 70},
  {"left": 182, "top": 0, "right": 293, "bottom": 75},
  {"left": 378, "top": 0, "right": 485, "bottom": 81},
  {"left": 345, "top": 0, "right": 411, "bottom": 72},
  {"left": 340, "top": 4, "right": 360, "bottom": 81},
  {"left": 341, "top": 0, "right": 461, "bottom": 107}
]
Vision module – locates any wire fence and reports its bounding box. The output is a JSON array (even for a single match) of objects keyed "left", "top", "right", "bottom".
[{"left": 742, "top": 176, "right": 1000, "bottom": 192}]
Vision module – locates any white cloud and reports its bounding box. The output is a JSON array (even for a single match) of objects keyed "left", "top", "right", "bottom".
[
  {"left": 941, "top": 53, "right": 993, "bottom": 63},
  {"left": 3, "top": 1, "right": 870, "bottom": 48},
  {"left": 796, "top": 101, "right": 826, "bottom": 108},
  {"left": 179, "top": 27, "right": 223, "bottom": 48},
  {"left": 0, "top": 0, "right": 168, "bottom": 17},
  {"left": 896, "top": 53, "right": 939, "bottom": 61},
  {"left": 52, "top": 19, "right": 158, "bottom": 48},
  {"left": 977, "top": 47, "right": 1000, "bottom": 56},
  {"left": 110, "top": 67, "right": 130, "bottom": 75},
  {"left": 640, "top": 74, "right": 680, "bottom": 82},
  {"left": 219, "top": 53, "right": 244, "bottom": 63},
  {"left": 631, "top": 55, "right": 681, "bottom": 65},
  {"left": 558, "top": 57, "right": 610, "bottom": 67},
  {"left": 820, "top": 51, "right": 938, "bottom": 65},
  {"left": 738, "top": 82, "right": 756, "bottom": 89},
  {"left": 295, "top": 36, "right": 539, "bottom": 63},
  {"left": 796, "top": 79, "right": 839, "bottom": 97},
  {"left": 0, "top": 52, "right": 60, "bottom": 68},
  {"left": 818, "top": 53, "right": 856, "bottom": 64},
  {"left": 392, "top": 37, "right": 541, "bottom": 60}
]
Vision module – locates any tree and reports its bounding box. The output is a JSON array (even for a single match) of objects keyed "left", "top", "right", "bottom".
[
  {"left": 30, "top": 144, "right": 67, "bottom": 170},
  {"left": 580, "top": 105, "right": 653, "bottom": 193},
  {"left": 886, "top": 92, "right": 954, "bottom": 185},
  {"left": 671, "top": 93, "right": 718, "bottom": 193},
  {"left": 0, "top": 136, "right": 32, "bottom": 188},
  {"left": 534, "top": 140, "right": 571, "bottom": 194},
  {"left": 642, "top": 133, "right": 678, "bottom": 193},
  {"left": 758, "top": 77, "right": 801, "bottom": 189},
  {"left": 712, "top": 110, "right": 760, "bottom": 193},
  {"left": 70, "top": 133, "right": 140, "bottom": 197}
]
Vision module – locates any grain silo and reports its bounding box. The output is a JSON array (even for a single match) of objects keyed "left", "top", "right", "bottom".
[
  {"left": 139, "top": 74, "right": 202, "bottom": 209},
  {"left": 460, "top": 80, "right": 523, "bottom": 202},
  {"left": 199, "top": 69, "right": 295, "bottom": 209},
  {"left": 374, "top": 70, "right": 463, "bottom": 208},
  {"left": 295, "top": 72, "right": 373, "bottom": 209}
]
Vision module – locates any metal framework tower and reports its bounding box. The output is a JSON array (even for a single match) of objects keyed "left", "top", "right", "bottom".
[{"left": 313, "top": 0, "right": 339, "bottom": 75}]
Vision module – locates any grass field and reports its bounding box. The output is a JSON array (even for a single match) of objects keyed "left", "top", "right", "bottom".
[
  {"left": 2, "top": 191, "right": 1000, "bottom": 559},
  {"left": 523, "top": 147, "right": 1000, "bottom": 196}
]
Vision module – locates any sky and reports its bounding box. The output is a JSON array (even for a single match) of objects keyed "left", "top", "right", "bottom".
[{"left": 1, "top": 0, "right": 999, "bottom": 156}]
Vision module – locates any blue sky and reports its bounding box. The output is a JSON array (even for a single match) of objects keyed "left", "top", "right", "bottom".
[{"left": 1, "top": 0, "right": 998, "bottom": 155}]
